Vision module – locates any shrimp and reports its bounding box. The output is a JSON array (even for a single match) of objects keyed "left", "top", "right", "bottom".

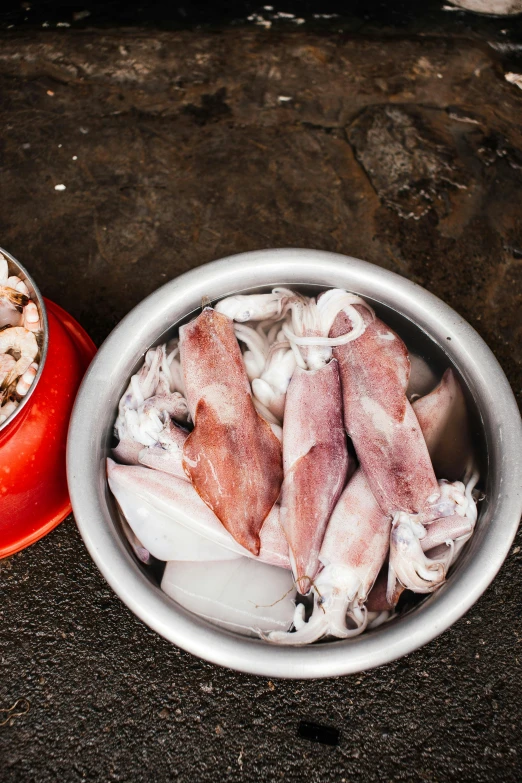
[
  {"left": 22, "top": 301, "right": 41, "bottom": 333},
  {"left": 5, "top": 273, "right": 30, "bottom": 296},
  {"left": 0, "top": 327, "right": 39, "bottom": 390},
  {"left": 0, "top": 354, "right": 16, "bottom": 386},
  {"left": 15, "top": 362, "right": 38, "bottom": 396},
  {"left": 0, "top": 285, "right": 27, "bottom": 329},
  {"left": 0, "top": 285, "right": 28, "bottom": 310}
]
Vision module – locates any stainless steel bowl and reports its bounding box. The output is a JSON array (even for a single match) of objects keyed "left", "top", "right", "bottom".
[
  {"left": 67, "top": 249, "right": 522, "bottom": 678},
  {"left": 0, "top": 246, "right": 48, "bottom": 435}
]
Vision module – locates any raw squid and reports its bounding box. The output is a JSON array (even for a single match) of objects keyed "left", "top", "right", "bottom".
[
  {"left": 107, "top": 460, "right": 290, "bottom": 569},
  {"left": 367, "top": 367, "right": 478, "bottom": 613},
  {"left": 162, "top": 558, "right": 296, "bottom": 637},
  {"left": 180, "top": 307, "right": 283, "bottom": 555},
  {"left": 214, "top": 290, "right": 291, "bottom": 323},
  {"left": 113, "top": 344, "right": 190, "bottom": 464},
  {"left": 120, "top": 516, "right": 151, "bottom": 565},
  {"left": 270, "top": 468, "right": 388, "bottom": 643},
  {"left": 272, "top": 290, "right": 373, "bottom": 593},
  {"left": 367, "top": 481, "right": 479, "bottom": 613},
  {"left": 252, "top": 338, "right": 296, "bottom": 423},
  {"left": 112, "top": 438, "right": 143, "bottom": 466},
  {"left": 115, "top": 346, "right": 189, "bottom": 448},
  {"left": 114, "top": 346, "right": 163, "bottom": 449},
  {"left": 280, "top": 361, "right": 349, "bottom": 593},
  {"left": 331, "top": 308, "right": 441, "bottom": 516},
  {"left": 215, "top": 290, "right": 297, "bottom": 423},
  {"left": 412, "top": 367, "right": 473, "bottom": 481},
  {"left": 108, "top": 284, "right": 481, "bottom": 647},
  {"left": 330, "top": 309, "right": 473, "bottom": 591},
  {"left": 407, "top": 354, "right": 439, "bottom": 399},
  {"left": 269, "top": 365, "right": 478, "bottom": 644},
  {"left": 385, "top": 369, "right": 478, "bottom": 602}
]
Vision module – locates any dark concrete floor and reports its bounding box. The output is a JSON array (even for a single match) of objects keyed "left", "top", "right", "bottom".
[{"left": 1, "top": 23, "right": 522, "bottom": 783}]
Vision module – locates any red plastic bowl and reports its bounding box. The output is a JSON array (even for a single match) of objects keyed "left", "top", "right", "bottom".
[{"left": 0, "top": 298, "right": 96, "bottom": 558}]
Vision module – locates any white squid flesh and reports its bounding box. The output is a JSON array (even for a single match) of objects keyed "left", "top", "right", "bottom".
[
  {"left": 107, "top": 460, "right": 290, "bottom": 568},
  {"left": 161, "top": 557, "right": 296, "bottom": 637}
]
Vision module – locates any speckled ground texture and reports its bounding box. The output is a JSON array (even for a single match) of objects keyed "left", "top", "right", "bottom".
[{"left": 1, "top": 12, "right": 522, "bottom": 783}]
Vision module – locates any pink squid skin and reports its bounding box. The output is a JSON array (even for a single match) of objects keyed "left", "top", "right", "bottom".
[
  {"left": 318, "top": 403, "right": 469, "bottom": 624},
  {"left": 270, "top": 359, "right": 478, "bottom": 641},
  {"left": 108, "top": 461, "right": 290, "bottom": 569},
  {"left": 419, "top": 514, "right": 474, "bottom": 551},
  {"left": 366, "top": 565, "right": 394, "bottom": 612},
  {"left": 318, "top": 466, "right": 391, "bottom": 598},
  {"left": 180, "top": 308, "right": 283, "bottom": 556},
  {"left": 412, "top": 367, "right": 476, "bottom": 543},
  {"left": 269, "top": 466, "right": 386, "bottom": 643},
  {"left": 279, "top": 360, "right": 351, "bottom": 593},
  {"left": 365, "top": 368, "right": 476, "bottom": 611},
  {"left": 412, "top": 367, "right": 472, "bottom": 482},
  {"left": 331, "top": 308, "right": 441, "bottom": 517}
]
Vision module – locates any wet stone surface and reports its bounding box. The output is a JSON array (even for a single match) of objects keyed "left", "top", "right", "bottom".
[
  {"left": 347, "top": 104, "right": 471, "bottom": 220},
  {"left": 0, "top": 25, "right": 521, "bottom": 783}
]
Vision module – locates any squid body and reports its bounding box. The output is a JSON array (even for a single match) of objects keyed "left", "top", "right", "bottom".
[
  {"left": 180, "top": 308, "right": 283, "bottom": 555},
  {"left": 269, "top": 364, "right": 478, "bottom": 644},
  {"left": 279, "top": 361, "right": 350, "bottom": 593}
]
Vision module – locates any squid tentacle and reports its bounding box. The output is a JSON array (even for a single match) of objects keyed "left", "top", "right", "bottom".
[
  {"left": 233, "top": 323, "right": 269, "bottom": 381},
  {"left": 367, "top": 610, "right": 391, "bottom": 629},
  {"left": 251, "top": 339, "right": 296, "bottom": 422},
  {"left": 422, "top": 475, "right": 479, "bottom": 523},
  {"left": 418, "top": 470, "right": 481, "bottom": 572},
  {"left": 292, "top": 602, "right": 307, "bottom": 631},
  {"left": 388, "top": 469, "right": 480, "bottom": 599},
  {"left": 215, "top": 289, "right": 295, "bottom": 323},
  {"left": 281, "top": 289, "right": 374, "bottom": 371},
  {"left": 268, "top": 566, "right": 369, "bottom": 645},
  {"left": 387, "top": 513, "right": 446, "bottom": 603}
]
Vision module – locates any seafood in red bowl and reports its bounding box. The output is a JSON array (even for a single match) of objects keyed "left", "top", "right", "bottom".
[{"left": 0, "top": 247, "right": 96, "bottom": 558}]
